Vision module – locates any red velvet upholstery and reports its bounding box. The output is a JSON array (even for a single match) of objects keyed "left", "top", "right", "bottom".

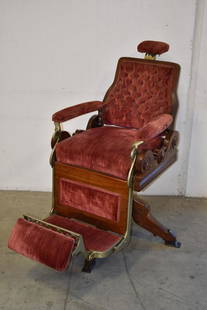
[
  {"left": 59, "top": 178, "right": 120, "bottom": 222},
  {"left": 137, "top": 41, "right": 169, "bottom": 55},
  {"left": 140, "top": 135, "right": 162, "bottom": 151},
  {"left": 7, "top": 42, "right": 181, "bottom": 273},
  {"left": 56, "top": 114, "right": 172, "bottom": 180},
  {"left": 103, "top": 58, "right": 178, "bottom": 129},
  {"left": 8, "top": 215, "right": 121, "bottom": 270},
  {"left": 45, "top": 215, "right": 121, "bottom": 251},
  {"left": 8, "top": 218, "right": 75, "bottom": 271},
  {"left": 52, "top": 101, "right": 103, "bottom": 123},
  {"left": 138, "top": 114, "right": 172, "bottom": 140}
]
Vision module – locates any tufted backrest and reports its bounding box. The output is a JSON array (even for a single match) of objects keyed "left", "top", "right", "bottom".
[{"left": 102, "top": 57, "right": 180, "bottom": 129}]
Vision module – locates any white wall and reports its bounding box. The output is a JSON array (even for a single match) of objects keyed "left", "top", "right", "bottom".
[
  {"left": 186, "top": 0, "right": 207, "bottom": 197},
  {"left": 0, "top": 0, "right": 202, "bottom": 196}
]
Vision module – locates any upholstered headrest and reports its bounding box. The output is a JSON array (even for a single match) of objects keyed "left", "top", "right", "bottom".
[{"left": 137, "top": 41, "right": 169, "bottom": 56}]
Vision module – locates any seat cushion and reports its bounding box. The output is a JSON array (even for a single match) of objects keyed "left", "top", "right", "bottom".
[
  {"left": 45, "top": 215, "right": 121, "bottom": 252},
  {"left": 56, "top": 126, "right": 162, "bottom": 180}
]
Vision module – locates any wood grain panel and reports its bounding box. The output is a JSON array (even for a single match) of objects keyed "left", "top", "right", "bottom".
[{"left": 54, "top": 162, "right": 129, "bottom": 235}]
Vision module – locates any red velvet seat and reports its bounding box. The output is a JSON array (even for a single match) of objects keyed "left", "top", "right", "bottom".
[{"left": 56, "top": 114, "right": 172, "bottom": 180}]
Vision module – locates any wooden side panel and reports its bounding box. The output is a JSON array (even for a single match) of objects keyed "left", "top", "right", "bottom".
[{"left": 54, "top": 163, "right": 129, "bottom": 235}]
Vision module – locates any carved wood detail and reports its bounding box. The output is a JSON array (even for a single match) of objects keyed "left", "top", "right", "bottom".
[
  {"left": 134, "top": 130, "right": 178, "bottom": 191},
  {"left": 72, "top": 129, "right": 85, "bottom": 136},
  {"left": 86, "top": 114, "right": 104, "bottom": 130},
  {"left": 51, "top": 131, "right": 71, "bottom": 149},
  {"left": 136, "top": 150, "right": 158, "bottom": 175},
  {"left": 72, "top": 113, "right": 104, "bottom": 136}
]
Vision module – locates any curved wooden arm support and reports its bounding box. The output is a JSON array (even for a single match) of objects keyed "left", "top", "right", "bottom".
[
  {"left": 50, "top": 122, "right": 71, "bottom": 167},
  {"left": 86, "top": 114, "right": 104, "bottom": 129}
]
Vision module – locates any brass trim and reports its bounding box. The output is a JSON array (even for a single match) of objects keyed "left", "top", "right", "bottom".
[
  {"left": 49, "top": 122, "right": 62, "bottom": 167},
  {"left": 54, "top": 122, "right": 62, "bottom": 132},
  {"left": 113, "top": 141, "right": 143, "bottom": 252},
  {"left": 144, "top": 54, "right": 156, "bottom": 60},
  {"left": 86, "top": 140, "right": 144, "bottom": 259},
  {"left": 50, "top": 167, "right": 55, "bottom": 215},
  {"left": 49, "top": 148, "right": 55, "bottom": 167},
  {"left": 85, "top": 237, "right": 122, "bottom": 261},
  {"left": 128, "top": 141, "right": 143, "bottom": 187},
  {"left": 23, "top": 214, "right": 80, "bottom": 238}
]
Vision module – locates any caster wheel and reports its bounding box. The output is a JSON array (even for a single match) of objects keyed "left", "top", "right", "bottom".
[{"left": 165, "top": 240, "right": 182, "bottom": 248}]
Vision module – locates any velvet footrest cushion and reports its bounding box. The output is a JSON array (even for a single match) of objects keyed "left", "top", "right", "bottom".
[
  {"left": 56, "top": 115, "right": 171, "bottom": 180},
  {"left": 45, "top": 215, "right": 121, "bottom": 252},
  {"left": 8, "top": 218, "right": 75, "bottom": 271}
]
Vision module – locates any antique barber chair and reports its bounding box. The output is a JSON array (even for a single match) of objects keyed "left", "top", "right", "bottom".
[{"left": 8, "top": 41, "right": 181, "bottom": 273}]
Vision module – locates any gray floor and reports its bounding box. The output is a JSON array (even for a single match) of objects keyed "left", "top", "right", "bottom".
[{"left": 0, "top": 191, "right": 207, "bottom": 310}]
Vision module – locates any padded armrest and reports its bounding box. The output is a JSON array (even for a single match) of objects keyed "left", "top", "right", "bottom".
[
  {"left": 139, "top": 114, "right": 173, "bottom": 141},
  {"left": 52, "top": 101, "right": 103, "bottom": 123}
]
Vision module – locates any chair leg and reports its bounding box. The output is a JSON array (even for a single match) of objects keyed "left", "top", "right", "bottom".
[
  {"left": 133, "top": 196, "right": 181, "bottom": 248},
  {"left": 82, "top": 258, "right": 96, "bottom": 273}
]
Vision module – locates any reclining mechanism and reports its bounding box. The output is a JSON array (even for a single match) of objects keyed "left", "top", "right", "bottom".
[{"left": 8, "top": 40, "right": 181, "bottom": 273}]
